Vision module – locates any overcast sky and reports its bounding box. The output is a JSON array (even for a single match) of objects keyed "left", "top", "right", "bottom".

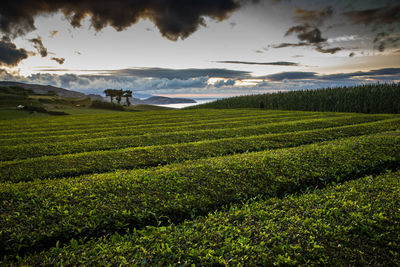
[{"left": 0, "top": 0, "right": 399, "bottom": 98}]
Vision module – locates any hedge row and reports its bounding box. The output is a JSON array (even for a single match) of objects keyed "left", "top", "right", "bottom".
[
  {"left": 0, "top": 109, "right": 279, "bottom": 136},
  {"left": 13, "top": 170, "right": 399, "bottom": 266},
  {"left": 0, "top": 115, "right": 389, "bottom": 161},
  {"left": 0, "top": 132, "right": 399, "bottom": 257},
  {"left": 0, "top": 109, "right": 273, "bottom": 132},
  {"left": 0, "top": 112, "right": 346, "bottom": 146},
  {"left": 2, "top": 118, "right": 399, "bottom": 182}
]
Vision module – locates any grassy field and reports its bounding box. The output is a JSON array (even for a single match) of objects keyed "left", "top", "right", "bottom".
[{"left": 1, "top": 108, "right": 399, "bottom": 265}]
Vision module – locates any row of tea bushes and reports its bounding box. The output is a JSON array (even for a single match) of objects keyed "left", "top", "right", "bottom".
[
  {"left": 0, "top": 109, "right": 281, "bottom": 133},
  {"left": 1, "top": 132, "right": 399, "bottom": 257},
  {"left": 0, "top": 115, "right": 390, "bottom": 161},
  {"left": 14, "top": 170, "right": 399, "bottom": 266},
  {"left": 2, "top": 119, "right": 399, "bottom": 182},
  {"left": 0, "top": 112, "right": 335, "bottom": 146}
]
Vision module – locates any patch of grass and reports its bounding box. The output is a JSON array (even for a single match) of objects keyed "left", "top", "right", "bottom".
[
  {"left": 125, "top": 104, "right": 176, "bottom": 111},
  {"left": 0, "top": 109, "right": 50, "bottom": 120}
]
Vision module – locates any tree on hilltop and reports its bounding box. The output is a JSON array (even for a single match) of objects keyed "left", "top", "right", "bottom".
[
  {"left": 115, "top": 89, "right": 124, "bottom": 105},
  {"left": 123, "top": 90, "right": 133, "bottom": 106},
  {"left": 104, "top": 89, "right": 116, "bottom": 103}
]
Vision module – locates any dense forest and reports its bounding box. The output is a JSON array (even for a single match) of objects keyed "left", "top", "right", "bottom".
[{"left": 192, "top": 83, "right": 400, "bottom": 114}]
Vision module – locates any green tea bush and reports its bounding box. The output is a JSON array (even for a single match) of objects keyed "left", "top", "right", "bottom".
[
  {"left": 0, "top": 114, "right": 390, "bottom": 161},
  {"left": 90, "top": 100, "right": 124, "bottom": 111},
  {"left": 1, "top": 118, "right": 399, "bottom": 182},
  {"left": 0, "top": 132, "right": 399, "bottom": 257},
  {"left": 15, "top": 171, "right": 399, "bottom": 266}
]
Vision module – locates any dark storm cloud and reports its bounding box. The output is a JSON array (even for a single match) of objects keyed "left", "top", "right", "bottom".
[
  {"left": 0, "top": 0, "right": 247, "bottom": 40},
  {"left": 28, "top": 37, "right": 47, "bottom": 57},
  {"left": 216, "top": 60, "right": 299, "bottom": 66},
  {"left": 344, "top": 4, "right": 400, "bottom": 51},
  {"left": 285, "top": 26, "right": 326, "bottom": 44},
  {"left": 101, "top": 67, "right": 252, "bottom": 79},
  {"left": 272, "top": 6, "right": 342, "bottom": 54},
  {"left": 51, "top": 57, "right": 65, "bottom": 64},
  {"left": 344, "top": 4, "right": 400, "bottom": 25},
  {"left": 0, "top": 36, "right": 29, "bottom": 66}
]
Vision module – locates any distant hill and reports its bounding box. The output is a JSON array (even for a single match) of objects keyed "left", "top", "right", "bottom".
[
  {"left": 0, "top": 81, "right": 87, "bottom": 98},
  {"left": 131, "top": 96, "right": 196, "bottom": 105}
]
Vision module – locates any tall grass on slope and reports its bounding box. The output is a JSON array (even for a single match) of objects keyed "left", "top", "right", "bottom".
[
  {"left": 14, "top": 170, "right": 400, "bottom": 266},
  {"left": 0, "top": 132, "right": 399, "bottom": 257}
]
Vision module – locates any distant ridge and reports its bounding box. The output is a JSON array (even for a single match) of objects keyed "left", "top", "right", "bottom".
[
  {"left": 0, "top": 81, "right": 87, "bottom": 98},
  {"left": 132, "top": 96, "right": 196, "bottom": 105}
]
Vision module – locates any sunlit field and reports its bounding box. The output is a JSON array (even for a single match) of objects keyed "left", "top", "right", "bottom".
[{"left": 1, "top": 108, "right": 399, "bottom": 265}]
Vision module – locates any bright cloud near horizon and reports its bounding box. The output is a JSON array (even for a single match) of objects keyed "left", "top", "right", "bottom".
[{"left": 0, "top": 0, "right": 400, "bottom": 98}]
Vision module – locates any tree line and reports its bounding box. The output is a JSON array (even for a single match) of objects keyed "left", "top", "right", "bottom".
[
  {"left": 103, "top": 89, "right": 133, "bottom": 106},
  {"left": 193, "top": 83, "right": 400, "bottom": 114}
]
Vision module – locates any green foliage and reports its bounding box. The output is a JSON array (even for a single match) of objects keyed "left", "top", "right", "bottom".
[
  {"left": 0, "top": 114, "right": 391, "bottom": 161},
  {"left": 90, "top": 100, "right": 125, "bottom": 111},
  {"left": 1, "top": 117, "right": 398, "bottom": 182},
  {"left": 0, "top": 132, "right": 399, "bottom": 257},
  {"left": 0, "top": 110, "right": 336, "bottom": 146},
  {"left": 15, "top": 171, "right": 400, "bottom": 266},
  {"left": 1, "top": 109, "right": 399, "bottom": 264},
  {"left": 193, "top": 83, "right": 400, "bottom": 114}
]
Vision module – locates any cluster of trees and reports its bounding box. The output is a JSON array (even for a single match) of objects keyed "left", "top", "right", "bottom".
[
  {"left": 103, "top": 89, "right": 133, "bottom": 106},
  {"left": 195, "top": 83, "right": 400, "bottom": 114}
]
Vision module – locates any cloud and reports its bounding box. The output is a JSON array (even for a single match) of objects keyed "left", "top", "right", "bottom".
[
  {"left": 285, "top": 26, "right": 326, "bottom": 44},
  {"left": 28, "top": 36, "right": 47, "bottom": 57},
  {"left": 315, "top": 46, "right": 342, "bottom": 54},
  {"left": 98, "top": 67, "right": 252, "bottom": 79},
  {"left": 0, "top": 36, "right": 29, "bottom": 66},
  {"left": 273, "top": 26, "right": 342, "bottom": 54},
  {"left": 1, "top": 67, "right": 399, "bottom": 96},
  {"left": 49, "top": 30, "right": 58, "bottom": 37},
  {"left": 0, "top": 0, "right": 248, "bottom": 41},
  {"left": 270, "top": 7, "right": 342, "bottom": 55},
  {"left": 259, "top": 68, "right": 400, "bottom": 82},
  {"left": 260, "top": 71, "right": 318, "bottom": 81},
  {"left": 215, "top": 60, "right": 299, "bottom": 66},
  {"left": 271, "top": 42, "right": 309, "bottom": 48},
  {"left": 214, "top": 78, "right": 236, "bottom": 87},
  {"left": 51, "top": 57, "right": 65, "bottom": 64},
  {"left": 294, "top": 6, "right": 333, "bottom": 26},
  {"left": 344, "top": 4, "right": 400, "bottom": 51},
  {"left": 344, "top": 4, "right": 400, "bottom": 25}
]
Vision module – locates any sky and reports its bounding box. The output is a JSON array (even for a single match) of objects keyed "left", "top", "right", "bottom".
[{"left": 0, "top": 0, "right": 400, "bottom": 98}]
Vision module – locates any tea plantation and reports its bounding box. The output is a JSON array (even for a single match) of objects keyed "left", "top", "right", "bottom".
[{"left": 0, "top": 108, "right": 399, "bottom": 265}]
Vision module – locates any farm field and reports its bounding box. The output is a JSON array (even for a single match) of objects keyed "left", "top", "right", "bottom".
[{"left": 1, "top": 108, "right": 400, "bottom": 265}]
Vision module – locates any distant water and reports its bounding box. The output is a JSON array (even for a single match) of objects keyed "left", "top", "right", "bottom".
[{"left": 155, "top": 98, "right": 218, "bottom": 109}]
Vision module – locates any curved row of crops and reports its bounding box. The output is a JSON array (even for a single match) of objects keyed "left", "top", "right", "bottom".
[
  {"left": 1, "top": 108, "right": 399, "bottom": 264},
  {"left": 12, "top": 170, "right": 400, "bottom": 266}
]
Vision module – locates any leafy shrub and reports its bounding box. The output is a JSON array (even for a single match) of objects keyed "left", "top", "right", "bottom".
[
  {"left": 0, "top": 114, "right": 391, "bottom": 161},
  {"left": 90, "top": 100, "right": 124, "bottom": 111},
  {"left": 0, "top": 132, "right": 399, "bottom": 257},
  {"left": 15, "top": 171, "right": 400, "bottom": 266}
]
